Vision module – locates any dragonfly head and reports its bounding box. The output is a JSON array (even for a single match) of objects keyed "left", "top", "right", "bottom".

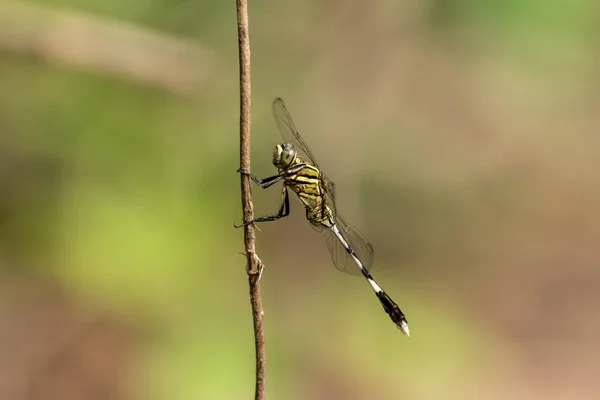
[{"left": 273, "top": 143, "right": 297, "bottom": 169}]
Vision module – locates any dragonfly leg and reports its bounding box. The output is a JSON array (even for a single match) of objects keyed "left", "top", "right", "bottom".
[
  {"left": 234, "top": 186, "right": 290, "bottom": 228},
  {"left": 237, "top": 168, "right": 283, "bottom": 188}
]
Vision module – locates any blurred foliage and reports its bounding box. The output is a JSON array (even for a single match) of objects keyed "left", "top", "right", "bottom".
[{"left": 429, "top": 0, "right": 598, "bottom": 38}]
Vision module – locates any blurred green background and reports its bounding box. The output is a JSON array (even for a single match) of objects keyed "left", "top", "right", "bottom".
[{"left": 1, "top": 1, "right": 599, "bottom": 399}]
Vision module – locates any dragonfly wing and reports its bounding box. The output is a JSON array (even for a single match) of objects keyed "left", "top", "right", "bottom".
[
  {"left": 324, "top": 228, "right": 363, "bottom": 276},
  {"left": 272, "top": 98, "right": 320, "bottom": 168},
  {"left": 324, "top": 215, "right": 375, "bottom": 276}
]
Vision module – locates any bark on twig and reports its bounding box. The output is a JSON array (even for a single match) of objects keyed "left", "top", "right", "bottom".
[{"left": 236, "top": 0, "right": 266, "bottom": 399}]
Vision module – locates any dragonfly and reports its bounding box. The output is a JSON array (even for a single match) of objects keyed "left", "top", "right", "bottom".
[{"left": 236, "top": 97, "right": 409, "bottom": 335}]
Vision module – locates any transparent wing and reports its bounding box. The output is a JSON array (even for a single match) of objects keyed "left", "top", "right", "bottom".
[
  {"left": 321, "top": 172, "right": 376, "bottom": 275},
  {"left": 272, "top": 98, "right": 320, "bottom": 168},
  {"left": 322, "top": 174, "right": 336, "bottom": 214},
  {"left": 324, "top": 215, "right": 375, "bottom": 276}
]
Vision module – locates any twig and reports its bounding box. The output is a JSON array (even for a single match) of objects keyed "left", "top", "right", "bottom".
[
  {"left": 0, "top": 1, "right": 212, "bottom": 95},
  {"left": 236, "top": 1, "right": 266, "bottom": 399}
]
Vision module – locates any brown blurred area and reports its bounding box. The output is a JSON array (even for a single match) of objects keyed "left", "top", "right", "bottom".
[
  {"left": 0, "top": 276, "right": 141, "bottom": 400},
  {"left": 1, "top": 0, "right": 599, "bottom": 399}
]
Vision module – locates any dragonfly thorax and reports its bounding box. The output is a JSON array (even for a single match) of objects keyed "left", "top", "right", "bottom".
[{"left": 272, "top": 143, "right": 297, "bottom": 169}]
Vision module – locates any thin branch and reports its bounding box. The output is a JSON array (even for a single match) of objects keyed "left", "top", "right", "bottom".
[
  {"left": 0, "top": 1, "right": 213, "bottom": 95},
  {"left": 236, "top": 1, "right": 266, "bottom": 399}
]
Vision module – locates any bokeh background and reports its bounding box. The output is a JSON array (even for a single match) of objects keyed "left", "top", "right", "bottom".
[{"left": 1, "top": 1, "right": 599, "bottom": 399}]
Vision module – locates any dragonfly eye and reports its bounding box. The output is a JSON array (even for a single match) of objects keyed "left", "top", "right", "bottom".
[
  {"left": 280, "top": 144, "right": 297, "bottom": 168},
  {"left": 272, "top": 145, "right": 283, "bottom": 167},
  {"left": 273, "top": 143, "right": 296, "bottom": 168}
]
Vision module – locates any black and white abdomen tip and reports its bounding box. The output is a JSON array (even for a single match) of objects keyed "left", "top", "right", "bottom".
[
  {"left": 376, "top": 290, "right": 410, "bottom": 336},
  {"left": 330, "top": 224, "right": 410, "bottom": 336}
]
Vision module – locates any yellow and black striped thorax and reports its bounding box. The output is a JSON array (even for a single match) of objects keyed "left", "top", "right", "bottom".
[{"left": 281, "top": 158, "right": 335, "bottom": 228}]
